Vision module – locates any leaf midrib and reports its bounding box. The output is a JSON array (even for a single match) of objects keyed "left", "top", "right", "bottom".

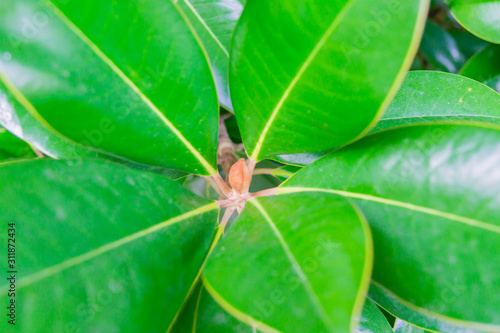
[
  {"left": 181, "top": 0, "right": 229, "bottom": 57},
  {"left": 250, "top": 200, "right": 336, "bottom": 332},
  {"left": 0, "top": 69, "right": 94, "bottom": 158},
  {"left": 0, "top": 202, "right": 218, "bottom": 293},
  {"left": 277, "top": 187, "right": 500, "bottom": 234},
  {"left": 370, "top": 280, "right": 500, "bottom": 333},
  {"left": 249, "top": 0, "right": 359, "bottom": 161},
  {"left": 44, "top": 0, "right": 217, "bottom": 175},
  {"left": 202, "top": 276, "right": 282, "bottom": 333}
]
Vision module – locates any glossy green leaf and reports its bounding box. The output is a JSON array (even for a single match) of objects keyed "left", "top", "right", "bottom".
[
  {"left": 460, "top": 44, "right": 500, "bottom": 92},
  {"left": 204, "top": 192, "right": 372, "bottom": 333},
  {"left": 0, "top": 126, "right": 36, "bottom": 162},
  {"left": 273, "top": 70, "right": 500, "bottom": 166},
  {"left": 419, "top": 21, "right": 466, "bottom": 73},
  {"left": 179, "top": 0, "right": 245, "bottom": 110},
  {"left": 0, "top": 159, "right": 218, "bottom": 332},
  {"left": 394, "top": 319, "right": 425, "bottom": 333},
  {"left": 449, "top": 0, "right": 500, "bottom": 44},
  {"left": 0, "top": 71, "right": 189, "bottom": 180},
  {"left": 271, "top": 165, "right": 302, "bottom": 181},
  {"left": 0, "top": 79, "right": 101, "bottom": 159},
  {"left": 0, "top": 0, "right": 218, "bottom": 175},
  {"left": 356, "top": 299, "right": 393, "bottom": 333},
  {"left": 224, "top": 114, "right": 243, "bottom": 144},
  {"left": 283, "top": 124, "right": 500, "bottom": 332},
  {"left": 249, "top": 174, "right": 281, "bottom": 192},
  {"left": 231, "top": 0, "right": 429, "bottom": 161},
  {"left": 274, "top": 152, "right": 325, "bottom": 167},
  {"left": 170, "top": 282, "right": 259, "bottom": 332},
  {"left": 449, "top": 29, "right": 488, "bottom": 59},
  {"left": 168, "top": 282, "right": 204, "bottom": 333},
  {"left": 372, "top": 71, "right": 500, "bottom": 132},
  {"left": 196, "top": 285, "right": 260, "bottom": 332},
  {"left": 370, "top": 284, "right": 485, "bottom": 333}
]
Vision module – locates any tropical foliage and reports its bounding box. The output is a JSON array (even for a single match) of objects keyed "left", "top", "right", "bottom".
[{"left": 1, "top": 0, "right": 499, "bottom": 332}]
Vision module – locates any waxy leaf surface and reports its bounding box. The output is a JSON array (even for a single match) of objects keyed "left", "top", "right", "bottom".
[
  {"left": 394, "top": 319, "right": 425, "bottom": 333},
  {"left": 460, "top": 44, "right": 500, "bottom": 92},
  {"left": 283, "top": 124, "right": 500, "bottom": 332},
  {"left": 231, "top": 0, "right": 429, "bottom": 161},
  {"left": 204, "top": 192, "right": 372, "bottom": 333},
  {"left": 0, "top": 159, "right": 218, "bottom": 332},
  {"left": 369, "top": 283, "right": 485, "bottom": 333},
  {"left": 272, "top": 70, "right": 500, "bottom": 166},
  {"left": 449, "top": 0, "right": 500, "bottom": 44},
  {"left": 170, "top": 282, "right": 259, "bottom": 332},
  {"left": 179, "top": 0, "right": 246, "bottom": 110},
  {"left": 0, "top": 0, "right": 218, "bottom": 175},
  {"left": 419, "top": 21, "right": 466, "bottom": 73},
  {"left": 356, "top": 299, "right": 393, "bottom": 333},
  {"left": 0, "top": 125, "right": 36, "bottom": 162},
  {"left": 373, "top": 71, "right": 500, "bottom": 132}
]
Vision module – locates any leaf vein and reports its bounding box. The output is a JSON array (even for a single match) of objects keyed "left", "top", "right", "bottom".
[
  {"left": 45, "top": 0, "right": 217, "bottom": 175},
  {"left": 277, "top": 187, "right": 500, "bottom": 234},
  {"left": 249, "top": 0, "right": 359, "bottom": 160},
  {"left": 0, "top": 202, "right": 218, "bottom": 293},
  {"left": 250, "top": 200, "right": 335, "bottom": 331}
]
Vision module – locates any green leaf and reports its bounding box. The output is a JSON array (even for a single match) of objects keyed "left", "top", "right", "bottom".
[
  {"left": 274, "top": 152, "right": 326, "bottom": 167},
  {"left": 271, "top": 165, "right": 303, "bottom": 181},
  {"left": 460, "top": 44, "right": 500, "bottom": 92},
  {"left": 419, "top": 21, "right": 466, "bottom": 73},
  {"left": 1, "top": 82, "right": 188, "bottom": 179},
  {"left": 168, "top": 282, "right": 204, "bottom": 333},
  {"left": 356, "top": 299, "right": 393, "bottom": 333},
  {"left": 270, "top": 70, "right": 500, "bottom": 166},
  {"left": 282, "top": 124, "right": 500, "bottom": 332},
  {"left": 224, "top": 115, "right": 243, "bottom": 144},
  {"left": 449, "top": 0, "right": 500, "bottom": 44},
  {"left": 393, "top": 319, "right": 425, "bottom": 333},
  {"left": 178, "top": 0, "right": 245, "bottom": 110},
  {"left": 449, "top": 29, "right": 488, "bottom": 59},
  {"left": 196, "top": 285, "right": 260, "bottom": 332},
  {"left": 0, "top": 126, "right": 36, "bottom": 162},
  {"left": 0, "top": 159, "right": 218, "bottom": 332},
  {"left": 369, "top": 283, "right": 486, "bottom": 333},
  {"left": 0, "top": 80, "right": 102, "bottom": 159},
  {"left": 204, "top": 192, "right": 372, "bottom": 333},
  {"left": 249, "top": 174, "right": 281, "bottom": 192},
  {"left": 372, "top": 71, "right": 500, "bottom": 132},
  {"left": 231, "top": 0, "right": 429, "bottom": 161},
  {"left": 170, "top": 281, "right": 259, "bottom": 332},
  {"left": 0, "top": 0, "right": 218, "bottom": 175}
]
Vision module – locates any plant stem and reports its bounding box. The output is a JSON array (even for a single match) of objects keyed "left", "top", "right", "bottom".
[{"left": 218, "top": 117, "right": 239, "bottom": 178}]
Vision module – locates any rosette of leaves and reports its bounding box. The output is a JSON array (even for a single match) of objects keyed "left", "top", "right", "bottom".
[{"left": 1, "top": 1, "right": 499, "bottom": 333}]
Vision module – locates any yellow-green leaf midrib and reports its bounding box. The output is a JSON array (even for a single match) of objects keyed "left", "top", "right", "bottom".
[
  {"left": 0, "top": 202, "right": 218, "bottom": 293},
  {"left": 370, "top": 281, "right": 500, "bottom": 333},
  {"left": 249, "top": 200, "right": 336, "bottom": 332},
  {"left": 181, "top": 0, "right": 229, "bottom": 57},
  {"left": 44, "top": 0, "right": 217, "bottom": 175},
  {"left": 276, "top": 187, "right": 500, "bottom": 234},
  {"left": 249, "top": 0, "right": 360, "bottom": 161}
]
